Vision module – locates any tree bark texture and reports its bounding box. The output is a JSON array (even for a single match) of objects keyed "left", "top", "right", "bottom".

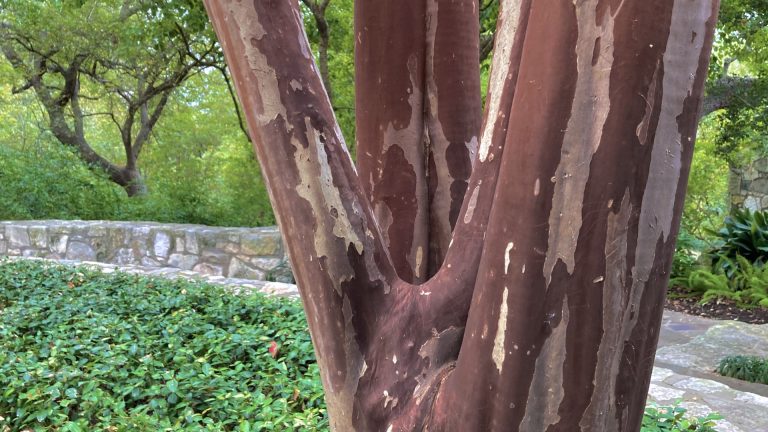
[{"left": 204, "top": 0, "right": 719, "bottom": 431}]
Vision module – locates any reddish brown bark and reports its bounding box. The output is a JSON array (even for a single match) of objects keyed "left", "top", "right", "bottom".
[
  {"left": 355, "top": 0, "right": 483, "bottom": 282},
  {"left": 204, "top": 0, "right": 719, "bottom": 430}
]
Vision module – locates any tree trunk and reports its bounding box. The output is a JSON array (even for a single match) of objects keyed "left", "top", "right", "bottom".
[
  {"left": 203, "top": 0, "right": 719, "bottom": 430},
  {"left": 114, "top": 167, "right": 147, "bottom": 197}
]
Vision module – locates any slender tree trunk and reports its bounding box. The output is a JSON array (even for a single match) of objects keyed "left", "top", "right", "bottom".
[
  {"left": 117, "top": 168, "right": 147, "bottom": 197},
  {"left": 204, "top": 0, "right": 719, "bottom": 430}
]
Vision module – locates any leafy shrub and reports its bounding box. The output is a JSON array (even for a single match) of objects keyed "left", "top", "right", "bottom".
[
  {"left": 0, "top": 260, "right": 325, "bottom": 431},
  {"left": 0, "top": 144, "right": 123, "bottom": 221},
  {"left": 0, "top": 260, "right": 722, "bottom": 431},
  {"left": 707, "top": 208, "right": 768, "bottom": 276},
  {"left": 672, "top": 256, "right": 768, "bottom": 307},
  {"left": 716, "top": 355, "right": 768, "bottom": 385},
  {"left": 642, "top": 404, "right": 721, "bottom": 432},
  {"left": 671, "top": 229, "right": 706, "bottom": 279}
]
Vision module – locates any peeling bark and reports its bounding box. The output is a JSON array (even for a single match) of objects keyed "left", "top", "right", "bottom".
[
  {"left": 204, "top": 0, "right": 719, "bottom": 430},
  {"left": 355, "top": 0, "right": 482, "bottom": 282}
]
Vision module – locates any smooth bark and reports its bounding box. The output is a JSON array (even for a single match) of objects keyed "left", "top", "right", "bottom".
[{"left": 204, "top": 0, "right": 719, "bottom": 430}]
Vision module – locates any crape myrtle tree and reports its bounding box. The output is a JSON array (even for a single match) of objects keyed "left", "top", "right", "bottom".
[{"left": 204, "top": 0, "right": 719, "bottom": 430}]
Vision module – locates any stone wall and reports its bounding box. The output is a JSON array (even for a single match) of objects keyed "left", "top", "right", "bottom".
[
  {"left": 0, "top": 220, "right": 292, "bottom": 282},
  {"left": 730, "top": 157, "right": 768, "bottom": 211}
]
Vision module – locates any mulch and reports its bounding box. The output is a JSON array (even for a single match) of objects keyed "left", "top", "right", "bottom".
[{"left": 665, "top": 286, "right": 768, "bottom": 325}]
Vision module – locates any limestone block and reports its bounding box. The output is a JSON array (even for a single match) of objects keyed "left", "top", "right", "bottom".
[
  {"left": 88, "top": 225, "right": 107, "bottom": 237},
  {"left": 141, "top": 257, "right": 161, "bottom": 267},
  {"left": 749, "top": 177, "right": 768, "bottom": 195},
  {"left": 647, "top": 383, "right": 686, "bottom": 402},
  {"left": 755, "top": 157, "right": 768, "bottom": 173},
  {"left": 249, "top": 257, "right": 283, "bottom": 270},
  {"left": 132, "top": 226, "right": 151, "bottom": 237},
  {"left": 198, "top": 231, "right": 218, "bottom": 249},
  {"left": 193, "top": 262, "right": 223, "bottom": 276},
  {"left": 228, "top": 258, "right": 265, "bottom": 280},
  {"left": 7, "top": 226, "right": 30, "bottom": 248},
  {"left": 185, "top": 232, "right": 199, "bottom": 254},
  {"left": 130, "top": 237, "right": 149, "bottom": 259},
  {"left": 66, "top": 242, "right": 96, "bottom": 261},
  {"left": 241, "top": 233, "right": 281, "bottom": 256},
  {"left": 216, "top": 241, "right": 240, "bottom": 254},
  {"left": 168, "top": 253, "right": 198, "bottom": 270},
  {"left": 744, "top": 196, "right": 760, "bottom": 211},
  {"left": 114, "top": 248, "right": 136, "bottom": 265},
  {"left": 0, "top": 240, "right": 6, "bottom": 254},
  {"left": 175, "top": 237, "right": 185, "bottom": 252},
  {"left": 50, "top": 235, "right": 69, "bottom": 255},
  {"left": 202, "top": 250, "right": 230, "bottom": 265},
  {"left": 153, "top": 231, "right": 172, "bottom": 258},
  {"left": 28, "top": 226, "right": 48, "bottom": 248}
]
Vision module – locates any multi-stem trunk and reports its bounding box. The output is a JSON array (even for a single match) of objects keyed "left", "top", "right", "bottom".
[{"left": 203, "top": 0, "right": 719, "bottom": 430}]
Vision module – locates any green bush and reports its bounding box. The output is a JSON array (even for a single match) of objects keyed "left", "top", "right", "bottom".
[
  {"left": 0, "top": 260, "right": 721, "bottom": 431},
  {"left": 0, "top": 144, "right": 123, "bottom": 221},
  {"left": 671, "top": 229, "right": 706, "bottom": 279},
  {"left": 672, "top": 256, "right": 768, "bottom": 307},
  {"left": 0, "top": 260, "right": 325, "bottom": 431},
  {"left": 642, "top": 404, "right": 721, "bottom": 432},
  {"left": 707, "top": 208, "right": 768, "bottom": 277},
  {"left": 716, "top": 355, "right": 768, "bottom": 385}
]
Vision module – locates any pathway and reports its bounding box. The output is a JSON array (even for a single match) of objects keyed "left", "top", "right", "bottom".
[{"left": 650, "top": 311, "right": 768, "bottom": 431}]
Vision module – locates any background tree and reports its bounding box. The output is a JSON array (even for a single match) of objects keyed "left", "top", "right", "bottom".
[
  {"left": 701, "top": 0, "right": 768, "bottom": 163},
  {"left": 205, "top": 0, "right": 719, "bottom": 431},
  {"left": 0, "top": 0, "right": 221, "bottom": 195}
]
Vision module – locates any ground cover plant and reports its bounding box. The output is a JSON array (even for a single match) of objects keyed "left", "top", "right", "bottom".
[
  {"left": 641, "top": 404, "right": 721, "bottom": 432},
  {"left": 0, "top": 260, "right": 325, "bottom": 431},
  {"left": 716, "top": 355, "right": 768, "bottom": 385},
  {"left": 0, "top": 260, "right": 723, "bottom": 431}
]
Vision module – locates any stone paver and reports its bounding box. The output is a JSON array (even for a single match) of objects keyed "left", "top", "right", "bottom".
[
  {"left": 651, "top": 311, "right": 768, "bottom": 432},
  {"left": 3, "top": 257, "right": 768, "bottom": 431}
]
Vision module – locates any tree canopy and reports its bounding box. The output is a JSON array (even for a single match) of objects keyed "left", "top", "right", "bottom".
[{"left": 0, "top": 0, "right": 222, "bottom": 195}]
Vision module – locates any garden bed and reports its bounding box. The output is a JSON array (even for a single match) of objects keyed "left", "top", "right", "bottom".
[
  {"left": 666, "top": 286, "right": 768, "bottom": 324},
  {"left": 0, "top": 259, "right": 325, "bottom": 431},
  {"left": 0, "top": 259, "right": 720, "bottom": 431}
]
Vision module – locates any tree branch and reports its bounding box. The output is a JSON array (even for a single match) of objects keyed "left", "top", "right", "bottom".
[{"left": 217, "top": 65, "right": 251, "bottom": 142}]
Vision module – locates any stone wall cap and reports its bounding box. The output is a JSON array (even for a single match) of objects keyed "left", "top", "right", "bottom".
[{"left": 0, "top": 220, "right": 282, "bottom": 234}]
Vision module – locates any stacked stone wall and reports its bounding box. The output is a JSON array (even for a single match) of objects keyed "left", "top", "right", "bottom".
[
  {"left": 730, "top": 157, "right": 768, "bottom": 211},
  {"left": 0, "top": 220, "right": 292, "bottom": 282}
]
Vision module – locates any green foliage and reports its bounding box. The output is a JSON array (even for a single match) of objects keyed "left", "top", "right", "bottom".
[
  {"left": 0, "top": 141, "right": 123, "bottom": 221},
  {"left": 0, "top": 72, "right": 275, "bottom": 227},
  {"left": 642, "top": 404, "right": 721, "bottom": 432},
  {"left": 300, "top": 0, "right": 356, "bottom": 148},
  {"left": 671, "top": 229, "right": 707, "bottom": 279},
  {"left": 671, "top": 256, "right": 768, "bottom": 307},
  {"left": 708, "top": 0, "right": 768, "bottom": 164},
  {"left": 707, "top": 208, "right": 768, "bottom": 276},
  {"left": 0, "top": 260, "right": 723, "bottom": 432},
  {"left": 0, "top": 259, "right": 325, "bottom": 431},
  {"left": 716, "top": 355, "right": 768, "bottom": 385},
  {"left": 679, "top": 120, "right": 729, "bottom": 239}
]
